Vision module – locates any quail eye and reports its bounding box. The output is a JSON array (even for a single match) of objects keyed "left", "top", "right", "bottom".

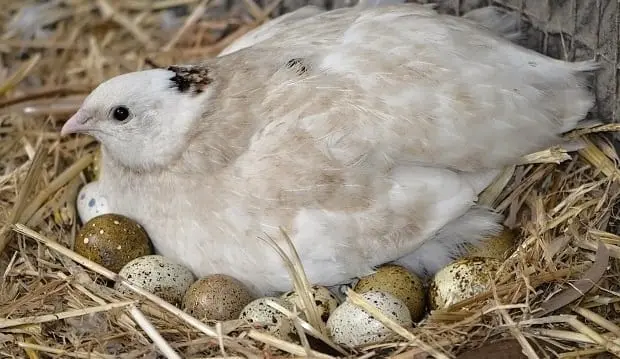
[{"left": 112, "top": 106, "right": 130, "bottom": 122}]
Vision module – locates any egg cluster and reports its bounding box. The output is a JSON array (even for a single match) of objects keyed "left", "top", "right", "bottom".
[{"left": 73, "top": 159, "right": 516, "bottom": 349}]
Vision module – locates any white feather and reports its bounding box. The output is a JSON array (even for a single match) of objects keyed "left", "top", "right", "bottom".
[
  {"left": 219, "top": 0, "right": 408, "bottom": 56},
  {"left": 69, "top": 3, "right": 597, "bottom": 296}
]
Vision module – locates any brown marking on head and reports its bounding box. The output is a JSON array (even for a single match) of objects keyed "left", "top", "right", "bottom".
[{"left": 167, "top": 65, "right": 213, "bottom": 95}]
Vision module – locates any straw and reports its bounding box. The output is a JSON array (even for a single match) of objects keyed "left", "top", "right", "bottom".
[{"left": 1, "top": 0, "right": 620, "bottom": 357}]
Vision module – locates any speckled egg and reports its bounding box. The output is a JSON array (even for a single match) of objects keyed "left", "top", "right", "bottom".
[
  {"left": 429, "top": 257, "right": 502, "bottom": 310},
  {"left": 327, "top": 291, "right": 411, "bottom": 348},
  {"left": 115, "top": 255, "right": 196, "bottom": 305},
  {"left": 280, "top": 285, "right": 340, "bottom": 324},
  {"left": 183, "top": 274, "right": 255, "bottom": 321},
  {"left": 239, "top": 297, "right": 295, "bottom": 339},
  {"left": 76, "top": 181, "right": 111, "bottom": 224},
  {"left": 466, "top": 227, "right": 516, "bottom": 260},
  {"left": 74, "top": 213, "right": 152, "bottom": 273},
  {"left": 354, "top": 265, "right": 426, "bottom": 321}
]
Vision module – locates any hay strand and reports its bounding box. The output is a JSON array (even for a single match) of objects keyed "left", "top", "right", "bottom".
[
  {"left": 162, "top": 0, "right": 211, "bottom": 51},
  {"left": 247, "top": 330, "right": 334, "bottom": 358},
  {"left": 259, "top": 229, "right": 328, "bottom": 336},
  {"left": 535, "top": 241, "right": 609, "bottom": 317},
  {"left": 10, "top": 223, "right": 223, "bottom": 339},
  {"left": 128, "top": 304, "right": 183, "bottom": 359},
  {"left": 16, "top": 342, "right": 114, "bottom": 359},
  {"left": 0, "top": 300, "right": 136, "bottom": 329},
  {"left": 1, "top": 0, "right": 620, "bottom": 357},
  {"left": 0, "top": 53, "right": 41, "bottom": 96}
]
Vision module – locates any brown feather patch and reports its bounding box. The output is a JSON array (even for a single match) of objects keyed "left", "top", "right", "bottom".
[{"left": 167, "top": 65, "right": 213, "bottom": 95}]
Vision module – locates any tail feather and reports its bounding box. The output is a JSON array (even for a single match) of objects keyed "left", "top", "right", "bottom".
[
  {"left": 537, "top": 60, "right": 599, "bottom": 133},
  {"left": 566, "top": 59, "right": 601, "bottom": 72}
]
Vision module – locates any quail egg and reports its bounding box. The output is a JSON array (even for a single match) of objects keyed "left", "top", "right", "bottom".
[
  {"left": 429, "top": 256, "right": 502, "bottom": 310},
  {"left": 115, "top": 255, "right": 196, "bottom": 305},
  {"left": 239, "top": 297, "right": 295, "bottom": 339},
  {"left": 76, "top": 182, "right": 111, "bottom": 224},
  {"left": 280, "top": 284, "right": 340, "bottom": 324},
  {"left": 327, "top": 291, "right": 411, "bottom": 348},
  {"left": 466, "top": 227, "right": 516, "bottom": 259},
  {"left": 74, "top": 213, "right": 152, "bottom": 272},
  {"left": 354, "top": 264, "right": 426, "bottom": 321},
  {"left": 183, "top": 274, "right": 255, "bottom": 321}
]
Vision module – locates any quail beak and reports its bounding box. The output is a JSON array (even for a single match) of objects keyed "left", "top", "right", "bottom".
[{"left": 61, "top": 110, "right": 92, "bottom": 136}]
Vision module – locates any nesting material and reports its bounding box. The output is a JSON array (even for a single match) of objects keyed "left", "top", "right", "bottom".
[
  {"left": 281, "top": 284, "right": 340, "bottom": 324},
  {"left": 1, "top": 0, "right": 620, "bottom": 358}
]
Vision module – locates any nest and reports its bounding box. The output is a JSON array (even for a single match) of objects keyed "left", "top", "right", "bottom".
[{"left": 1, "top": 1, "right": 620, "bottom": 358}]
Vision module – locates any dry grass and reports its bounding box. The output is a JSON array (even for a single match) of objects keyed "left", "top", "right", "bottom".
[{"left": 1, "top": 1, "right": 620, "bottom": 358}]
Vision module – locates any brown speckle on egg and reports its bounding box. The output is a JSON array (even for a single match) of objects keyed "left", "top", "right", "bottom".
[
  {"left": 74, "top": 213, "right": 152, "bottom": 273},
  {"left": 115, "top": 255, "right": 195, "bottom": 305},
  {"left": 354, "top": 264, "right": 426, "bottom": 321},
  {"left": 280, "top": 284, "right": 340, "bottom": 324},
  {"left": 183, "top": 274, "right": 255, "bottom": 321},
  {"left": 429, "top": 256, "right": 502, "bottom": 310},
  {"left": 326, "top": 291, "right": 411, "bottom": 347},
  {"left": 239, "top": 297, "right": 295, "bottom": 339}
]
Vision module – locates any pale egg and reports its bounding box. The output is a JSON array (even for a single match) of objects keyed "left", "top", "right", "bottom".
[
  {"left": 115, "top": 255, "right": 196, "bottom": 305},
  {"left": 76, "top": 181, "right": 111, "bottom": 224},
  {"left": 239, "top": 297, "right": 295, "bottom": 339},
  {"left": 354, "top": 264, "right": 426, "bottom": 321},
  {"left": 326, "top": 291, "right": 411, "bottom": 348},
  {"left": 429, "top": 257, "right": 502, "bottom": 310}
]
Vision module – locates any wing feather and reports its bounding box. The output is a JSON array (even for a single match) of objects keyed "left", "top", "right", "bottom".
[{"left": 243, "top": 4, "right": 596, "bottom": 172}]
